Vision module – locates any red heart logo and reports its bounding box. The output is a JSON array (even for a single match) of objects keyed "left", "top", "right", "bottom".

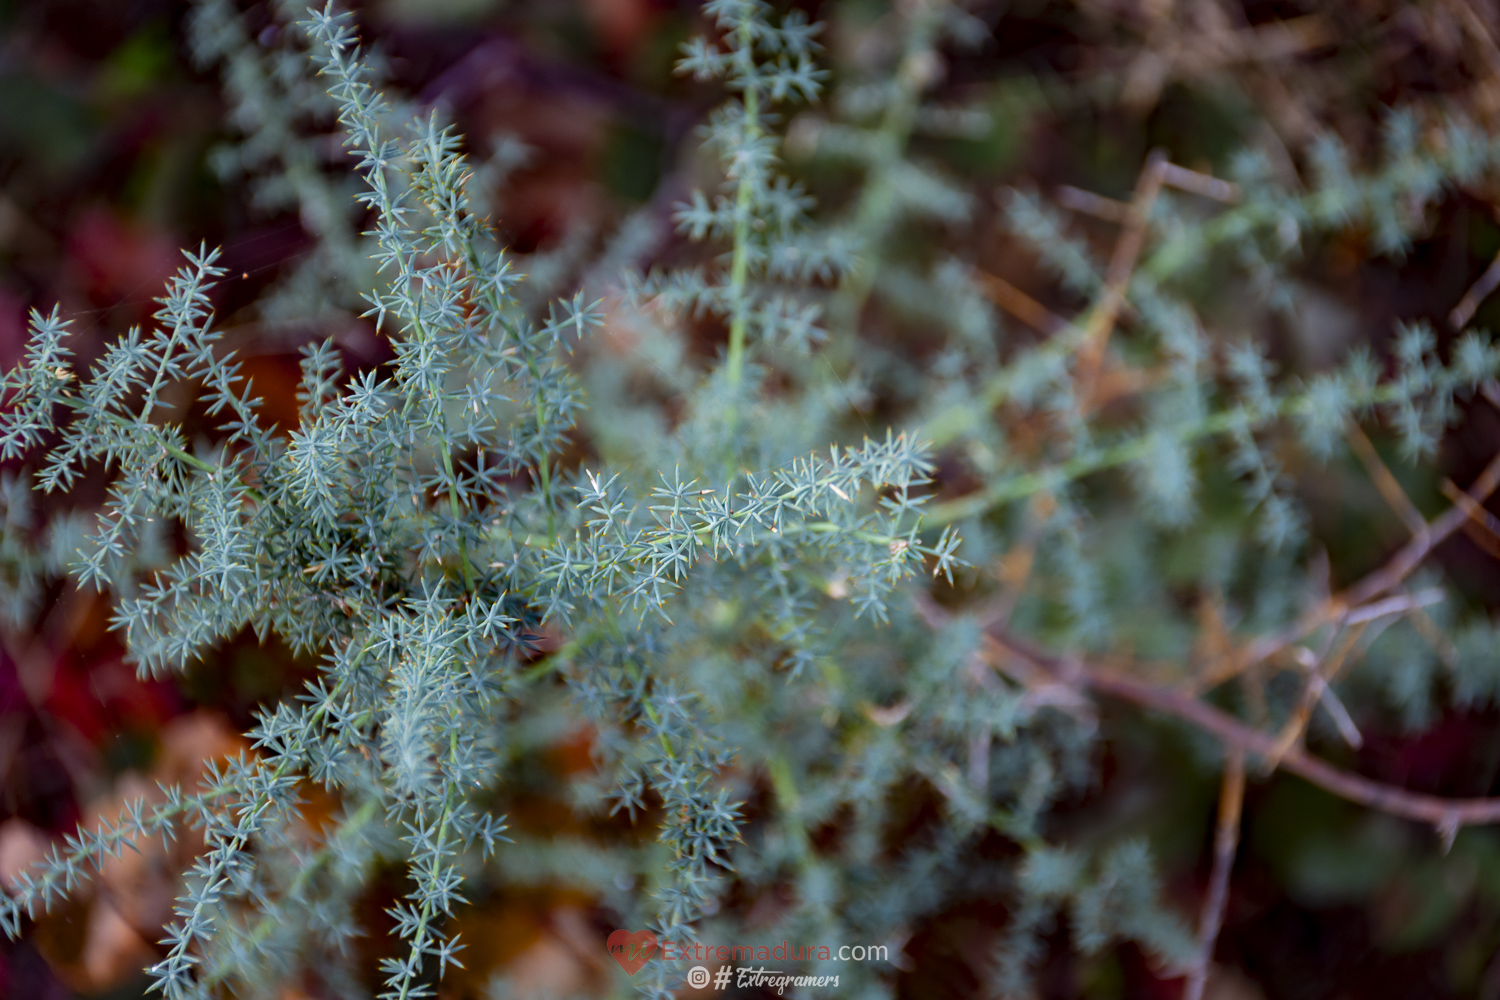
[{"left": 607, "top": 928, "right": 658, "bottom": 976}]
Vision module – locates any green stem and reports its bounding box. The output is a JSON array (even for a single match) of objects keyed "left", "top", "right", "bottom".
[
  {"left": 518, "top": 626, "right": 601, "bottom": 684},
  {"left": 395, "top": 799, "right": 455, "bottom": 1000},
  {"left": 162, "top": 441, "right": 213, "bottom": 473},
  {"left": 768, "top": 754, "right": 815, "bottom": 878},
  {"left": 538, "top": 453, "right": 556, "bottom": 546},
  {"left": 438, "top": 442, "right": 475, "bottom": 592},
  {"left": 200, "top": 796, "right": 382, "bottom": 989},
  {"left": 826, "top": 10, "right": 939, "bottom": 343},
  {"left": 923, "top": 383, "right": 1413, "bottom": 525},
  {"left": 117, "top": 414, "right": 266, "bottom": 504},
  {"left": 525, "top": 354, "right": 558, "bottom": 547},
  {"left": 722, "top": 17, "right": 761, "bottom": 441}
]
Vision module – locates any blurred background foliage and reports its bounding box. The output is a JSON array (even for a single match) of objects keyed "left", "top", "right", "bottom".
[{"left": 6, "top": 0, "right": 1500, "bottom": 998}]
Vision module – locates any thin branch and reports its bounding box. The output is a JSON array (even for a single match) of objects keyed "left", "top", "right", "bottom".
[
  {"left": 1451, "top": 250, "right": 1500, "bottom": 331},
  {"left": 1056, "top": 185, "right": 1132, "bottom": 224},
  {"left": 1159, "top": 162, "right": 1240, "bottom": 203},
  {"left": 1194, "top": 446, "right": 1500, "bottom": 692},
  {"left": 913, "top": 593, "right": 1500, "bottom": 831},
  {"left": 1408, "top": 601, "right": 1461, "bottom": 668},
  {"left": 1184, "top": 749, "right": 1244, "bottom": 1000},
  {"left": 1117, "top": 11, "right": 1330, "bottom": 113},
  {"left": 1459, "top": 518, "right": 1500, "bottom": 561},
  {"left": 1439, "top": 0, "right": 1500, "bottom": 133},
  {"left": 1075, "top": 148, "right": 1169, "bottom": 407},
  {"left": 1342, "top": 587, "right": 1445, "bottom": 625},
  {"left": 1060, "top": 164, "right": 1236, "bottom": 224},
  {"left": 1440, "top": 477, "right": 1500, "bottom": 558},
  {"left": 972, "top": 268, "right": 1068, "bottom": 336},
  {"left": 984, "top": 629, "right": 1500, "bottom": 831},
  {"left": 1307, "top": 672, "right": 1364, "bottom": 750},
  {"left": 983, "top": 492, "right": 1057, "bottom": 629},
  {"left": 1090, "top": 364, "right": 1171, "bottom": 409},
  {"left": 1345, "top": 421, "right": 1427, "bottom": 538},
  {"left": 1264, "top": 621, "right": 1365, "bottom": 767}
]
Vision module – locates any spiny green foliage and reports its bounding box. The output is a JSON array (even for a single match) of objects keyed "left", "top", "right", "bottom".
[
  {"left": 7, "top": 2, "right": 1500, "bottom": 999},
  {"left": 0, "top": 3, "right": 957, "bottom": 998}
]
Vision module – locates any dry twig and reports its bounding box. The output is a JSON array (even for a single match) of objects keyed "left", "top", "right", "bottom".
[
  {"left": 982, "top": 628, "right": 1500, "bottom": 833},
  {"left": 1158, "top": 161, "right": 1240, "bottom": 203},
  {"left": 1345, "top": 421, "right": 1428, "bottom": 538},
  {"left": 1184, "top": 749, "right": 1244, "bottom": 1000},
  {"left": 1441, "top": 477, "right": 1500, "bottom": 559},
  {"left": 984, "top": 492, "right": 1058, "bottom": 629},
  {"left": 1056, "top": 185, "right": 1132, "bottom": 224},
  {"left": 1193, "top": 446, "right": 1500, "bottom": 693},
  {"left": 912, "top": 593, "right": 1500, "bottom": 832},
  {"left": 1263, "top": 622, "right": 1367, "bottom": 767},
  {"left": 972, "top": 268, "right": 1068, "bottom": 336},
  {"left": 1451, "top": 250, "right": 1500, "bottom": 331},
  {"left": 1075, "top": 148, "right": 1169, "bottom": 406},
  {"left": 1062, "top": 153, "right": 1237, "bottom": 411},
  {"left": 1118, "top": 10, "right": 1331, "bottom": 114}
]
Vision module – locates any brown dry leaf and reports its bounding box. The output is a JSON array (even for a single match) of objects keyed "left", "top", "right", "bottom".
[
  {"left": 49, "top": 711, "right": 254, "bottom": 975},
  {"left": 548, "top": 906, "right": 611, "bottom": 978},
  {"left": 156, "top": 710, "right": 247, "bottom": 782},
  {"left": 85, "top": 713, "right": 245, "bottom": 933},
  {"left": 500, "top": 909, "right": 610, "bottom": 1000},
  {"left": 297, "top": 779, "right": 345, "bottom": 840},
  {"left": 447, "top": 901, "right": 612, "bottom": 999},
  {"left": 77, "top": 897, "right": 152, "bottom": 992},
  {"left": 91, "top": 771, "right": 176, "bottom": 935},
  {"left": 506, "top": 935, "right": 589, "bottom": 998},
  {"left": 551, "top": 726, "right": 597, "bottom": 776},
  {"left": 599, "top": 294, "right": 641, "bottom": 357},
  {"left": 583, "top": 0, "right": 657, "bottom": 52},
  {"left": 1204, "top": 965, "right": 1267, "bottom": 1000},
  {"left": 0, "top": 816, "right": 47, "bottom": 889},
  {"left": 444, "top": 900, "right": 545, "bottom": 995}
]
